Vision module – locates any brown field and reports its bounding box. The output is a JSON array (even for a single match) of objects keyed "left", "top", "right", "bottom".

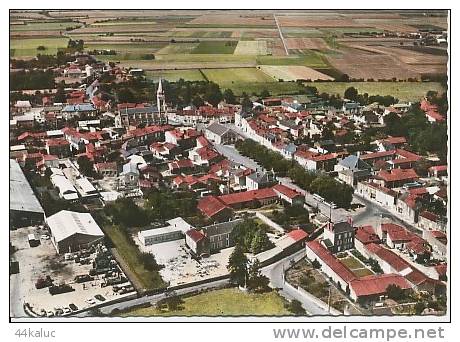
[
  {"left": 189, "top": 14, "right": 276, "bottom": 26},
  {"left": 346, "top": 44, "right": 448, "bottom": 66},
  {"left": 285, "top": 38, "right": 328, "bottom": 50},
  {"left": 277, "top": 16, "right": 364, "bottom": 27},
  {"left": 326, "top": 48, "right": 419, "bottom": 80},
  {"left": 10, "top": 31, "right": 64, "bottom": 38},
  {"left": 114, "top": 60, "right": 256, "bottom": 70},
  {"left": 267, "top": 39, "right": 288, "bottom": 56}
]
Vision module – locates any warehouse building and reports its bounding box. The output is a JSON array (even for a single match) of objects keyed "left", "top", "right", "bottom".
[
  {"left": 46, "top": 210, "right": 104, "bottom": 253},
  {"left": 10, "top": 159, "right": 45, "bottom": 228},
  {"left": 138, "top": 217, "right": 192, "bottom": 246}
]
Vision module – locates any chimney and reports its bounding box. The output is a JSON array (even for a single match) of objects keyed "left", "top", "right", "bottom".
[{"left": 347, "top": 216, "right": 353, "bottom": 227}]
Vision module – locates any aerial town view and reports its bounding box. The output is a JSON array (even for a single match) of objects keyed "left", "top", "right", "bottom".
[{"left": 9, "top": 9, "right": 448, "bottom": 320}]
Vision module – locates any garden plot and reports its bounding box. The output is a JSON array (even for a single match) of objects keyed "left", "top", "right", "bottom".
[
  {"left": 234, "top": 40, "right": 269, "bottom": 55},
  {"left": 259, "top": 65, "right": 334, "bottom": 81},
  {"left": 337, "top": 254, "right": 374, "bottom": 278}
]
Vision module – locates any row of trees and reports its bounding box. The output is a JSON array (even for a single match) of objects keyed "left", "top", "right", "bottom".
[
  {"left": 235, "top": 140, "right": 354, "bottom": 208},
  {"left": 10, "top": 69, "right": 55, "bottom": 91}
]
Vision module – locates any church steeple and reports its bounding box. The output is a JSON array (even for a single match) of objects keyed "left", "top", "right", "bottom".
[{"left": 156, "top": 78, "right": 166, "bottom": 117}]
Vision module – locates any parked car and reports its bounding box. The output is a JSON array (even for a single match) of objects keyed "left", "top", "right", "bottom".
[
  {"left": 46, "top": 311, "right": 54, "bottom": 317},
  {"left": 49, "top": 284, "right": 74, "bottom": 295},
  {"left": 94, "top": 294, "right": 106, "bottom": 302},
  {"left": 54, "top": 308, "right": 63, "bottom": 316},
  {"left": 40, "top": 234, "right": 50, "bottom": 240},
  {"left": 85, "top": 298, "right": 96, "bottom": 305},
  {"left": 35, "top": 276, "right": 53, "bottom": 289},
  {"left": 63, "top": 307, "right": 72, "bottom": 315},
  {"left": 69, "top": 303, "right": 78, "bottom": 311},
  {"left": 74, "top": 274, "right": 94, "bottom": 283}
]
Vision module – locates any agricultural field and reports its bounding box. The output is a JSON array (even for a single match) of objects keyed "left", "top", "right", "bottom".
[
  {"left": 191, "top": 41, "right": 238, "bottom": 54},
  {"left": 156, "top": 43, "right": 200, "bottom": 55},
  {"left": 301, "top": 81, "right": 445, "bottom": 101},
  {"left": 10, "top": 21, "right": 79, "bottom": 31},
  {"left": 257, "top": 53, "right": 328, "bottom": 68},
  {"left": 285, "top": 38, "right": 329, "bottom": 51},
  {"left": 259, "top": 65, "right": 334, "bottom": 81},
  {"left": 202, "top": 67, "right": 275, "bottom": 85},
  {"left": 10, "top": 37, "right": 69, "bottom": 57},
  {"left": 233, "top": 40, "right": 269, "bottom": 55},
  {"left": 119, "top": 288, "right": 292, "bottom": 316},
  {"left": 145, "top": 69, "right": 206, "bottom": 82}
]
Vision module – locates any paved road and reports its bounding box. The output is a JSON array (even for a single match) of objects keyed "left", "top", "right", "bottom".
[
  {"left": 213, "top": 143, "right": 261, "bottom": 171},
  {"left": 273, "top": 14, "right": 289, "bottom": 55},
  {"left": 261, "top": 250, "right": 330, "bottom": 316},
  {"left": 10, "top": 272, "right": 26, "bottom": 318},
  {"left": 352, "top": 194, "right": 422, "bottom": 233},
  {"left": 76, "top": 278, "right": 230, "bottom": 317}
]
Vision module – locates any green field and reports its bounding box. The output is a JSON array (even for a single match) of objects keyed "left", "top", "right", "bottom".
[
  {"left": 10, "top": 37, "right": 69, "bottom": 57},
  {"left": 156, "top": 43, "right": 200, "bottom": 55},
  {"left": 191, "top": 41, "right": 238, "bottom": 54},
  {"left": 301, "top": 81, "right": 445, "bottom": 101},
  {"left": 103, "top": 225, "right": 166, "bottom": 291},
  {"left": 119, "top": 288, "right": 292, "bottom": 316},
  {"left": 353, "top": 268, "right": 375, "bottom": 277},
  {"left": 202, "top": 67, "right": 275, "bottom": 85},
  {"left": 10, "top": 21, "right": 79, "bottom": 31},
  {"left": 172, "top": 31, "right": 233, "bottom": 38},
  {"left": 145, "top": 69, "right": 205, "bottom": 82},
  {"left": 257, "top": 53, "right": 328, "bottom": 68},
  {"left": 224, "top": 81, "right": 305, "bottom": 96},
  {"left": 339, "top": 256, "right": 366, "bottom": 270}
]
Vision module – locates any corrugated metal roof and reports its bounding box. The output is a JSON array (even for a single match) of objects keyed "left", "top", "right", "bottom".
[{"left": 10, "top": 159, "right": 44, "bottom": 214}]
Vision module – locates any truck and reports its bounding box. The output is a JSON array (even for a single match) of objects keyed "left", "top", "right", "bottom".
[{"left": 28, "top": 234, "right": 40, "bottom": 247}]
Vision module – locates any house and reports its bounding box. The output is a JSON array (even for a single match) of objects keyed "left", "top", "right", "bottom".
[
  {"left": 354, "top": 225, "right": 381, "bottom": 258},
  {"left": 375, "top": 168, "right": 419, "bottom": 188},
  {"left": 204, "top": 122, "right": 239, "bottom": 145},
  {"left": 61, "top": 103, "right": 97, "bottom": 119},
  {"left": 185, "top": 229, "right": 209, "bottom": 257},
  {"left": 375, "top": 136, "right": 407, "bottom": 151},
  {"left": 246, "top": 169, "right": 277, "bottom": 190},
  {"left": 218, "top": 187, "right": 278, "bottom": 209},
  {"left": 188, "top": 146, "right": 221, "bottom": 166},
  {"left": 349, "top": 274, "right": 412, "bottom": 304},
  {"left": 428, "top": 165, "right": 447, "bottom": 178},
  {"left": 197, "top": 196, "right": 233, "bottom": 222},
  {"left": 418, "top": 211, "right": 446, "bottom": 232},
  {"left": 322, "top": 219, "right": 355, "bottom": 253},
  {"left": 168, "top": 159, "right": 195, "bottom": 175},
  {"left": 273, "top": 184, "right": 304, "bottom": 206},
  {"left": 356, "top": 182, "right": 398, "bottom": 208},
  {"left": 423, "top": 230, "right": 447, "bottom": 259},
  {"left": 395, "top": 193, "right": 420, "bottom": 223},
  {"left": 46, "top": 210, "right": 104, "bottom": 254},
  {"left": 120, "top": 162, "right": 140, "bottom": 187},
  {"left": 334, "top": 154, "right": 372, "bottom": 186},
  {"left": 46, "top": 138, "right": 71, "bottom": 158},
  {"left": 94, "top": 162, "right": 118, "bottom": 177},
  {"left": 295, "top": 151, "right": 337, "bottom": 172},
  {"left": 203, "top": 219, "right": 243, "bottom": 252}
]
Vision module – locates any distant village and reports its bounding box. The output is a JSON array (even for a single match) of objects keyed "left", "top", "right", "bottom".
[{"left": 10, "top": 50, "right": 448, "bottom": 318}]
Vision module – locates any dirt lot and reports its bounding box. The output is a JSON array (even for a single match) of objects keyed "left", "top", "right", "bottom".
[
  {"left": 285, "top": 38, "right": 329, "bottom": 50},
  {"left": 135, "top": 237, "right": 232, "bottom": 287},
  {"left": 10, "top": 226, "right": 134, "bottom": 318}
]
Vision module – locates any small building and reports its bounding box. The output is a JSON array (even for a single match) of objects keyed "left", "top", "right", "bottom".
[
  {"left": 334, "top": 154, "right": 372, "bottom": 186},
  {"left": 185, "top": 229, "right": 209, "bottom": 257},
  {"left": 120, "top": 162, "right": 140, "bottom": 187},
  {"left": 273, "top": 183, "right": 304, "bottom": 206},
  {"left": 139, "top": 226, "right": 182, "bottom": 246},
  {"left": 197, "top": 196, "right": 233, "bottom": 222},
  {"left": 46, "top": 210, "right": 105, "bottom": 254},
  {"left": 245, "top": 170, "right": 276, "bottom": 191},
  {"left": 203, "top": 219, "right": 243, "bottom": 252}
]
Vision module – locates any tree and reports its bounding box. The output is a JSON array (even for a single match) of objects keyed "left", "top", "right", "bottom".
[
  {"left": 260, "top": 89, "right": 270, "bottom": 98},
  {"left": 247, "top": 259, "right": 270, "bottom": 292},
  {"left": 77, "top": 156, "right": 94, "bottom": 177},
  {"left": 117, "top": 88, "right": 135, "bottom": 103},
  {"left": 286, "top": 299, "right": 306, "bottom": 316},
  {"left": 223, "top": 88, "right": 236, "bottom": 104},
  {"left": 250, "top": 229, "right": 272, "bottom": 254},
  {"left": 164, "top": 290, "right": 184, "bottom": 311},
  {"left": 240, "top": 92, "right": 252, "bottom": 111},
  {"left": 227, "top": 244, "right": 248, "bottom": 287},
  {"left": 386, "top": 284, "right": 406, "bottom": 301},
  {"left": 311, "top": 259, "right": 321, "bottom": 269},
  {"left": 344, "top": 87, "right": 358, "bottom": 101},
  {"left": 204, "top": 82, "right": 223, "bottom": 107}
]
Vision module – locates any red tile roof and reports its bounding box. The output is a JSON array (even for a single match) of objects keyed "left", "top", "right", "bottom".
[
  {"left": 186, "top": 229, "right": 206, "bottom": 243},
  {"left": 197, "top": 196, "right": 231, "bottom": 219},
  {"left": 350, "top": 274, "right": 412, "bottom": 298},
  {"left": 383, "top": 136, "right": 407, "bottom": 145},
  {"left": 46, "top": 138, "right": 69, "bottom": 147},
  {"left": 428, "top": 165, "right": 448, "bottom": 173},
  {"left": 420, "top": 210, "right": 438, "bottom": 222},
  {"left": 355, "top": 225, "right": 380, "bottom": 245},
  {"left": 381, "top": 223, "right": 415, "bottom": 244},
  {"left": 377, "top": 168, "right": 419, "bottom": 183},
  {"left": 365, "top": 243, "right": 411, "bottom": 272},
  {"left": 306, "top": 240, "right": 357, "bottom": 283},
  {"left": 287, "top": 229, "right": 308, "bottom": 242},
  {"left": 218, "top": 188, "right": 277, "bottom": 206},
  {"left": 273, "top": 184, "right": 303, "bottom": 200}
]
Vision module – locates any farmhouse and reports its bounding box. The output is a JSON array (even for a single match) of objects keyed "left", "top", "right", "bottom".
[{"left": 46, "top": 210, "right": 104, "bottom": 254}]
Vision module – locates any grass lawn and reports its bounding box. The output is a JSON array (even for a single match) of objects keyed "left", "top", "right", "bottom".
[
  {"left": 145, "top": 69, "right": 205, "bottom": 82},
  {"left": 339, "top": 256, "right": 365, "bottom": 270},
  {"left": 120, "top": 288, "right": 292, "bottom": 316},
  {"left": 103, "top": 225, "right": 166, "bottom": 291},
  {"left": 10, "top": 37, "right": 69, "bottom": 57},
  {"left": 191, "top": 41, "right": 238, "bottom": 54},
  {"left": 353, "top": 268, "right": 374, "bottom": 277},
  {"left": 301, "top": 81, "right": 445, "bottom": 101},
  {"left": 202, "top": 67, "right": 275, "bottom": 85}
]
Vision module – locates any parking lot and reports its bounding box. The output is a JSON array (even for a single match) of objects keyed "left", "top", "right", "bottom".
[
  {"left": 135, "top": 238, "right": 232, "bottom": 287},
  {"left": 10, "top": 226, "right": 135, "bottom": 318}
]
